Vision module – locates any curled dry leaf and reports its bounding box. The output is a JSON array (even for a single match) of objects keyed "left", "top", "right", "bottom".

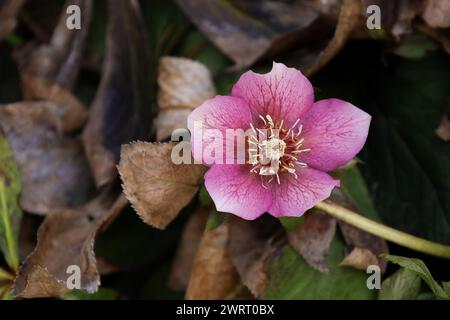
[
  {"left": 185, "top": 221, "right": 239, "bottom": 300},
  {"left": 339, "top": 247, "right": 379, "bottom": 270},
  {"left": 286, "top": 0, "right": 428, "bottom": 72},
  {"left": 83, "top": 0, "right": 154, "bottom": 188},
  {"left": 13, "top": 193, "right": 128, "bottom": 299},
  {"left": 176, "top": 0, "right": 325, "bottom": 68},
  {"left": 228, "top": 216, "right": 284, "bottom": 298},
  {"left": 16, "top": 0, "right": 93, "bottom": 132},
  {"left": 158, "top": 57, "right": 216, "bottom": 110},
  {"left": 118, "top": 141, "right": 205, "bottom": 229},
  {"left": 167, "top": 206, "right": 209, "bottom": 291},
  {"left": 156, "top": 57, "right": 216, "bottom": 140},
  {"left": 20, "top": 79, "right": 87, "bottom": 133},
  {"left": 392, "top": 0, "right": 427, "bottom": 38},
  {"left": 178, "top": 0, "right": 431, "bottom": 74},
  {"left": 0, "top": 0, "right": 25, "bottom": 42},
  {"left": 18, "top": 0, "right": 93, "bottom": 90},
  {"left": 435, "top": 114, "right": 450, "bottom": 141},
  {"left": 332, "top": 189, "right": 389, "bottom": 272},
  {"left": 339, "top": 221, "right": 388, "bottom": 271},
  {"left": 422, "top": 0, "right": 450, "bottom": 28},
  {"left": 0, "top": 102, "right": 94, "bottom": 215},
  {"left": 287, "top": 210, "right": 337, "bottom": 273}
]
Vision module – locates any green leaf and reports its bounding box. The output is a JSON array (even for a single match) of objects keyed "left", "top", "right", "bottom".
[
  {"left": 206, "top": 209, "right": 225, "bottom": 230},
  {"left": 443, "top": 282, "right": 450, "bottom": 296},
  {"left": 337, "top": 165, "right": 381, "bottom": 222},
  {"left": 378, "top": 268, "right": 421, "bottom": 300},
  {"left": 0, "top": 285, "right": 13, "bottom": 300},
  {"left": 393, "top": 34, "right": 438, "bottom": 59},
  {"left": 0, "top": 130, "right": 22, "bottom": 271},
  {"left": 6, "top": 33, "right": 23, "bottom": 47},
  {"left": 314, "top": 47, "right": 450, "bottom": 244},
  {"left": 64, "top": 288, "right": 119, "bottom": 300},
  {"left": 279, "top": 216, "right": 304, "bottom": 232},
  {"left": 264, "top": 235, "right": 376, "bottom": 299},
  {"left": 199, "top": 185, "right": 213, "bottom": 207},
  {"left": 199, "top": 186, "right": 226, "bottom": 230},
  {"left": 364, "top": 54, "right": 450, "bottom": 244},
  {"left": 383, "top": 254, "right": 449, "bottom": 300}
]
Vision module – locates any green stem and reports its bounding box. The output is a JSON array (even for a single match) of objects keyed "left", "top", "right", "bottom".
[
  {"left": 0, "top": 178, "right": 19, "bottom": 271},
  {"left": 315, "top": 200, "right": 450, "bottom": 260}
]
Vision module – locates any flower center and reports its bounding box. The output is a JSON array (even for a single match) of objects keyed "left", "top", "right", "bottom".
[
  {"left": 261, "top": 138, "right": 286, "bottom": 160},
  {"left": 248, "top": 114, "right": 311, "bottom": 186}
]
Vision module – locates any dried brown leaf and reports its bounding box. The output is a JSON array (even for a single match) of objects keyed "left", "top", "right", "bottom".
[
  {"left": 155, "top": 109, "right": 192, "bottom": 141},
  {"left": 332, "top": 189, "right": 389, "bottom": 272},
  {"left": 13, "top": 193, "right": 128, "bottom": 299},
  {"left": 228, "top": 216, "right": 283, "bottom": 298},
  {"left": 83, "top": 0, "right": 154, "bottom": 188},
  {"left": 176, "top": 0, "right": 323, "bottom": 68},
  {"left": 19, "top": 76, "right": 87, "bottom": 132},
  {"left": 435, "top": 115, "right": 450, "bottom": 141},
  {"left": 14, "top": 1, "right": 92, "bottom": 132},
  {"left": 118, "top": 141, "right": 205, "bottom": 229},
  {"left": 389, "top": 0, "right": 426, "bottom": 38},
  {"left": 0, "top": 101, "right": 94, "bottom": 215},
  {"left": 156, "top": 57, "right": 216, "bottom": 140},
  {"left": 339, "top": 247, "right": 379, "bottom": 270},
  {"left": 287, "top": 210, "right": 337, "bottom": 272},
  {"left": 18, "top": 0, "right": 92, "bottom": 90},
  {"left": 185, "top": 221, "right": 239, "bottom": 300},
  {"left": 422, "top": 0, "right": 450, "bottom": 28},
  {"left": 13, "top": 265, "right": 67, "bottom": 299},
  {"left": 0, "top": 0, "right": 25, "bottom": 42},
  {"left": 339, "top": 221, "right": 388, "bottom": 271},
  {"left": 167, "top": 206, "right": 209, "bottom": 291},
  {"left": 158, "top": 57, "right": 216, "bottom": 110}
]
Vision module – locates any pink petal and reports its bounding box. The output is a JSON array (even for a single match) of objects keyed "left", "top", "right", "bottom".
[
  {"left": 187, "top": 95, "right": 252, "bottom": 165},
  {"left": 269, "top": 167, "right": 339, "bottom": 217},
  {"left": 231, "top": 62, "right": 314, "bottom": 127},
  {"left": 204, "top": 165, "right": 272, "bottom": 220},
  {"left": 300, "top": 98, "right": 371, "bottom": 172}
]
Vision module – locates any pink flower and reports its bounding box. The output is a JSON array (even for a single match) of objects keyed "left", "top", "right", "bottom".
[{"left": 188, "top": 62, "right": 370, "bottom": 220}]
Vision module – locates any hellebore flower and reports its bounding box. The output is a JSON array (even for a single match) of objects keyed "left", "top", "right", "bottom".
[{"left": 188, "top": 62, "right": 370, "bottom": 220}]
